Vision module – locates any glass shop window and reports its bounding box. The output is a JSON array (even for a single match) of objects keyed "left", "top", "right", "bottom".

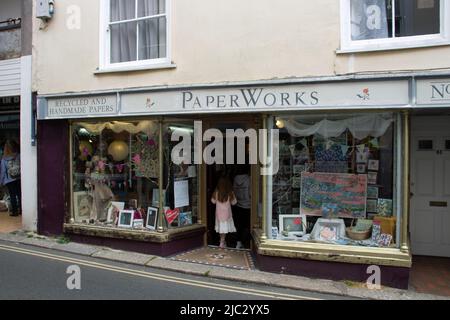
[
  {"left": 71, "top": 120, "right": 162, "bottom": 231},
  {"left": 272, "top": 113, "right": 398, "bottom": 248},
  {"left": 162, "top": 121, "right": 199, "bottom": 228}
]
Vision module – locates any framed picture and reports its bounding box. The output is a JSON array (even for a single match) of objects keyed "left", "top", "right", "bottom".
[
  {"left": 311, "top": 218, "right": 346, "bottom": 242},
  {"left": 367, "top": 186, "right": 379, "bottom": 199},
  {"left": 179, "top": 211, "right": 193, "bottom": 226},
  {"left": 133, "top": 219, "right": 144, "bottom": 229},
  {"left": 366, "top": 199, "right": 378, "bottom": 213},
  {"left": 106, "top": 201, "right": 125, "bottom": 224},
  {"left": 377, "top": 198, "right": 393, "bottom": 216},
  {"left": 367, "top": 172, "right": 378, "bottom": 185},
  {"left": 73, "top": 191, "right": 92, "bottom": 223},
  {"left": 279, "top": 214, "right": 307, "bottom": 237},
  {"left": 356, "top": 164, "right": 366, "bottom": 174},
  {"left": 146, "top": 207, "right": 158, "bottom": 230},
  {"left": 271, "top": 226, "right": 279, "bottom": 239},
  {"left": 368, "top": 160, "right": 379, "bottom": 171},
  {"left": 118, "top": 210, "right": 134, "bottom": 228}
]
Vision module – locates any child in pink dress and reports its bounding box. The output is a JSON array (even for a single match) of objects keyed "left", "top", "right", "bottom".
[{"left": 211, "top": 177, "right": 237, "bottom": 248}]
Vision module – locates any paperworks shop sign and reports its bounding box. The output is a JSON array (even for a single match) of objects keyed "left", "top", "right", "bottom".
[{"left": 46, "top": 95, "right": 118, "bottom": 118}]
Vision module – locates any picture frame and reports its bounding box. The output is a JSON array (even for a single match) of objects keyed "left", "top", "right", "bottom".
[
  {"left": 367, "top": 186, "right": 379, "bottom": 199},
  {"left": 146, "top": 207, "right": 158, "bottom": 230},
  {"left": 179, "top": 211, "right": 193, "bottom": 226},
  {"left": 356, "top": 164, "right": 366, "bottom": 174},
  {"left": 106, "top": 201, "right": 125, "bottom": 224},
  {"left": 73, "top": 191, "right": 92, "bottom": 223},
  {"left": 367, "top": 172, "right": 378, "bottom": 185},
  {"left": 279, "top": 214, "right": 307, "bottom": 237},
  {"left": 271, "top": 226, "right": 279, "bottom": 239},
  {"left": 368, "top": 159, "right": 379, "bottom": 171},
  {"left": 133, "top": 219, "right": 144, "bottom": 229},
  {"left": 377, "top": 198, "right": 393, "bottom": 216},
  {"left": 310, "top": 218, "right": 346, "bottom": 242},
  {"left": 366, "top": 199, "right": 378, "bottom": 213},
  {"left": 118, "top": 210, "right": 134, "bottom": 228}
]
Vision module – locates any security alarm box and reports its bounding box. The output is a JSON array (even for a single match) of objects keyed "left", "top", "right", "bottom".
[{"left": 36, "top": 0, "right": 52, "bottom": 19}]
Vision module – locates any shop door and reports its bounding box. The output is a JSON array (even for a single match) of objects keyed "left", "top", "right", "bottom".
[
  {"left": 205, "top": 119, "right": 254, "bottom": 248},
  {"left": 410, "top": 116, "right": 450, "bottom": 257}
]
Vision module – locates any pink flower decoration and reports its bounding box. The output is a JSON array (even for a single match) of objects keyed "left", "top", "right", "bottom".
[
  {"left": 98, "top": 160, "right": 105, "bottom": 171},
  {"left": 132, "top": 154, "right": 141, "bottom": 165},
  {"left": 147, "top": 139, "right": 156, "bottom": 146},
  {"left": 82, "top": 147, "right": 89, "bottom": 156}
]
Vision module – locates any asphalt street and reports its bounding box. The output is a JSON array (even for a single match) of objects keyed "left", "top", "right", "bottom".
[{"left": 0, "top": 240, "right": 350, "bottom": 300}]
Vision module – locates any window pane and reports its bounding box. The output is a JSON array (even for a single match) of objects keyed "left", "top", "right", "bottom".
[
  {"left": 272, "top": 113, "right": 397, "bottom": 248},
  {"left": 110, "top": 22, "right": 137, "bottom": 63},
  {"left": 138, "top": 0, "right": 165, "bottom": 17},
  {"left": 395, "top": 0, "right": 440, "bottom": 37},
  {"left": 418, "top": 139, "right": 433, "bottom": 150},
  {"left": 138, "top": 17, "right": 167, "bottom": 60},
  {"left": 71, "top": 121, "right": 161, "bottom": 231},
  {"left": 110, "top": 0, "right": 136, "bottom": 22},
  {"left": 351, "top": 0, "right": 389, "bottom": 40},
  {"left": 163, "top": 121, "right": 199, "bottom": 229}
]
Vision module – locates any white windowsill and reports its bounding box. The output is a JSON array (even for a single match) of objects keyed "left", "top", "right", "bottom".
[
  {"left": 337, "top": 40, "right": 450, "bottom": 54},
  {"left": 94, "top": 62, "right": 177, "bottom": 74}
]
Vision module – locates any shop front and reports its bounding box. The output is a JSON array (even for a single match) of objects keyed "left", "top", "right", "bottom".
[{"left": 37, "top": 76, "right": 421, "bottom": 288}]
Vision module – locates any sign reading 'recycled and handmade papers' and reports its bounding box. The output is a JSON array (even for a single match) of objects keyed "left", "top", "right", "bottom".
[{"left": 300, "top": 172, "right": 367, "bottom": 218}]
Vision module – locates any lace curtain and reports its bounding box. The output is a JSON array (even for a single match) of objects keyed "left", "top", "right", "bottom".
[{"left": 281, "top": 115, "right": 393, "bottom": 140}]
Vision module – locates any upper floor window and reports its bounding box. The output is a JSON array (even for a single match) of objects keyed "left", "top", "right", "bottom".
[
  {"left": 100, "top": 0, "right": 169, "bottom": 70},
  {"left": 340, "top": 0, "right": 450, "bottom": 52}
]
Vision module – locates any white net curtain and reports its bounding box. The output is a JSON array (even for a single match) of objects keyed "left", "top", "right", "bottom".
[{"left": 280, "top": 114, "right": 393, "bottom": 140}]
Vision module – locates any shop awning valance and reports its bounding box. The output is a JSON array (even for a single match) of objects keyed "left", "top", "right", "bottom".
[
  {"left": 79, "top": 120, "right": 158, "bottom": 136},
  {"left": 281, "top": 115, "right": 393, "bottom": 140}
]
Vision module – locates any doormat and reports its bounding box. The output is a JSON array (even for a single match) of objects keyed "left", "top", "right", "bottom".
[{"left": 171, "top": 246, "right": 255, "bottom": 270}]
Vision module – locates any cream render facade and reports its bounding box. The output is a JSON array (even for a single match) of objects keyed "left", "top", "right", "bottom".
[{"left": 32, "top": 0, "right": 450, "bottom": 95}]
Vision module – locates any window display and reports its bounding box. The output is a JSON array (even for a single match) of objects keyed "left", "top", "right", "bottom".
[
  {"left": 162, "top": 121, "right": 199, "bottom": 228},
  {"left": 272, "top": 113, "right": 398, "bottom": 248}
]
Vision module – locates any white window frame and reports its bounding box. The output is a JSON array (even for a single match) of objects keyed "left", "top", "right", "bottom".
[
  {"left": 99, "top": 0, "right": 171, "bottom": 72},
  {"left": 339, "top": 0, "right": 450, "bottom": 53}
]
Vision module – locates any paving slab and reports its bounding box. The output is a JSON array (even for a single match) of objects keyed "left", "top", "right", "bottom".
[{"left": 92, "top": 248, "right": 155, "bottom": 266}]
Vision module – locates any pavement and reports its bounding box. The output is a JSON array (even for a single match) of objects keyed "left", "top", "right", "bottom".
[{"left": 0, "top": 230, "right": 448, "bottom": 300}]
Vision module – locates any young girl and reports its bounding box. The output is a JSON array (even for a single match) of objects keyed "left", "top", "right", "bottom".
[{"left": 211, "top": 177, "right": 237, "bottom": 248}]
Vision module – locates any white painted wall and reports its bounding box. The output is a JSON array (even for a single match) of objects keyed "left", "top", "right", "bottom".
[
  {"left": 20, "top": 55, "right": 37, "bottom": 231},
  {"left": 0, "top": 0, "right": 21, "bottom": 22}
]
